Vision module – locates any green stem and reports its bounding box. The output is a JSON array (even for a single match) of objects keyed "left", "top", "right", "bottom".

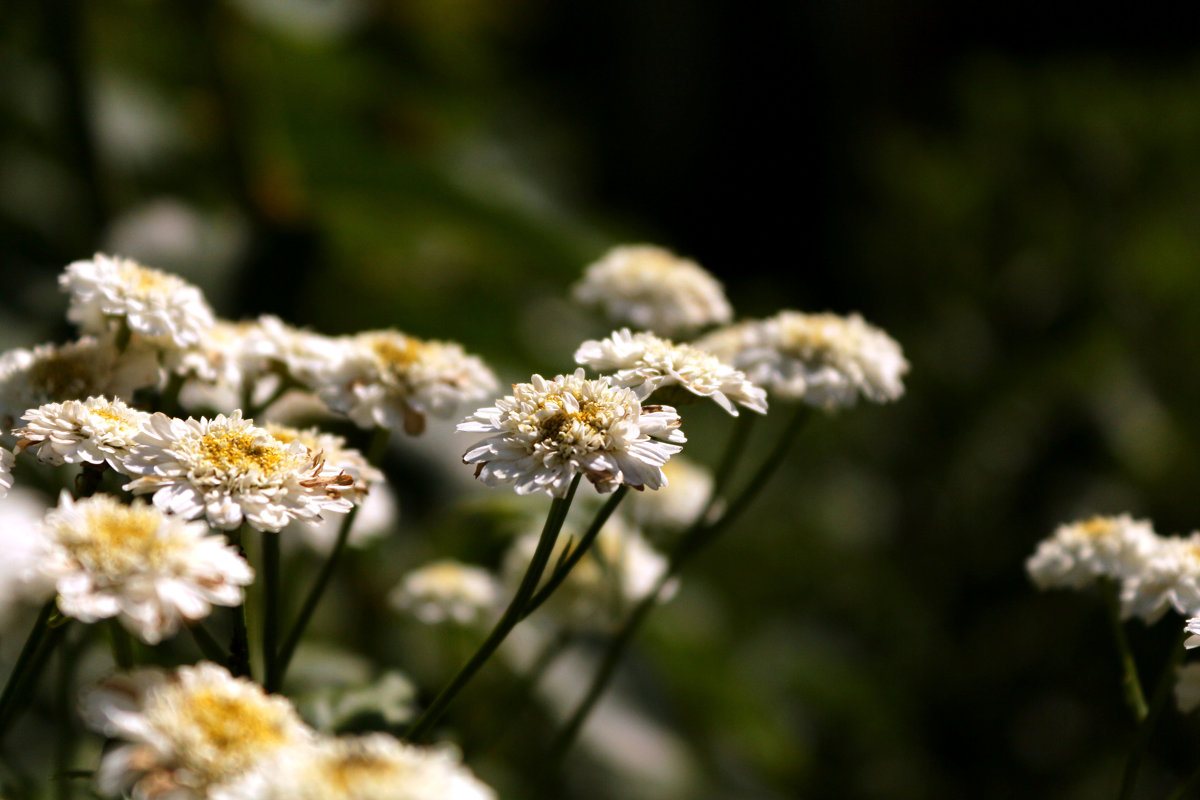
[
  {"left": 404, "top": 475, "right": 581, "bottom": 743},
  {"left": 0, "top": 606, "right": 71, "bottom": 743},
  {"left": 274, "top": 426, "right": 388, "bottom": 686},
  {"left": 701, "top": 412, "right": 757, "bottom": 523},
  {"left": 1118, "top": 630, "right": 1187, "bottom": 800},
  {"left": 1103, "top": 583, "right": 1148, "bottom": 722},
  {"left": 107, "top": 621, "right": 134, "bottom": 670},
  {"left": 551, "top": 406, "right": 809, "bottom": 760},
  {"left": 522, "top": 486, "right": 629, "bottom": 620},
  {"left": 228, "top": 524, "right": 252, "bottom": 679},
  {"left": 262, "top": 531, "right": 282, "bottom": 692},
  {"left": 188, "top": 621, "right": 230, "bottom": 664},
  {"left": 74, "top": 463, "right": 106, "bottom": 499}
]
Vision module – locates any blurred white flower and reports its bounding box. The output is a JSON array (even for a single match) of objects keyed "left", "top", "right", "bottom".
[
  {"left": 698, "top": 311, "right": 908, "bottom": 408},
  {"left": 215, "top": 733, "right": 495, "bottom": 800},
  {"left": 0, "top": 488, "right": 54, "bottom": 632},
  {"left": 571, "top": 245, "right": 732, "bottom": 336},
  {"left": 15, "top": 395, "right": 151, "bottom": 469},
  {"left": 505, "top": 515, "right": 675, "bottom": 629},
  {"left": 0, "top": 337, "right": 160, "bottom": 431},
  {"left": 0, "top": 446, "right": 12, "bottom": 499},
  {"left": 284, "top": 480, "right": 399, "bottom": 555},
  {"left": 81, "top": 662, "right": 311, "bottom": 799},
  {"left": 459, "top": 369, "right": 685, "bottom": 498},
  {"left": 317, "top": 330, "right": 497, "bottom": 435},
  {"left": 626, "top": 456, "right": 714, "bottom": 531},
  {"left": 389, "top": 560, "right": 500, "bottom": 625},
  {"left": 40, "top": 492, "right": 252, "bottom": 643},
  {"left": 1121, "top": 534, "right": 1200, "bottom": 622},
  {"left": 1026, "top": 515, "right": 1160, "bottom": 592},
  {"left": 122, "top": 411, "right": 354, "bottom": 531},
  {"left": 574, "top": 328, "right": 767, "bottom": 416},
  {"left": 60, "top": 253, "right": 215, "bottom": 347}
]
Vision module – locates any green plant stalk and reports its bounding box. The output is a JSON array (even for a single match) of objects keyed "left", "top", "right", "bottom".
[
  {"left": 228, "top": 524, "right": 253, "bottom": 679},
  {"left": 107, "top": 621, "right": 134, "bottom": 670},
  {"left": 1103, "top": 583, "right": 1148, "bottom": 722},
  {"left": 0, "top": 607, "right": 71, "bottom": 743},
  {"left": 551, "top": 405, "right": 809, "bottom": 760},
  {"left": 262, "top": 531, "right": 282, "bottom": 692},
  {"left": 1118, "top": 629, "right": 1187, "bottom": 800},
  {"left": 274, "top": 426, "right": 389, "bottom": 686},
  {"left": 188, "top": 621, "right": 229, "bottom": 664},
  {"left": 522, "top": 486, "right": 630, "bottom": 620},
  {"left": 0, "top": 601, "right": 57, "bottom": 740},
  {"left": 404, "top": 474, "right": 581, "bottom": 743}
]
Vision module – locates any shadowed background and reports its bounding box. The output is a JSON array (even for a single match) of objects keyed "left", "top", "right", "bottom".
[{"left": 3, "top": 1, "right": 1200, "bottom": 797}]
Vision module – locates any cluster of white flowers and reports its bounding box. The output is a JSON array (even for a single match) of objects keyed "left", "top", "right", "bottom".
[
  {"left": 459, "top": 369, "right": 685, "bottom": 497},
  {"left": 81, "top": 662, "right": 495, "bottom": 800},
  {"left": 574, "top": 328, "right": 767, "bottom": 416},
  {"left": 697, "top": 310, "right": 908, "bottom": 408},
  {"left": 571, "top": 245, "right": 733, "bottom": 336},
  {"left": 1026, "top": 514, "right": 1200, "bottom": 623}
]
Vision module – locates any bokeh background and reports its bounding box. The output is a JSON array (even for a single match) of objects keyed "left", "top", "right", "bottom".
[{"left": 3, "top": 1, "right": 1200, "bottom": 798}]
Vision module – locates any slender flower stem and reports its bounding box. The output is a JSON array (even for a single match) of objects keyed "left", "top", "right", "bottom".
[
  {"left": 188, "top": 621, "right": 230, "bottom": 664},
  {"left": 107, "top": 621, "right": 134, "bottom": 670},
  {"left": 228, "top": 524, "right": 252, "bottom": 679},
  {"left": 0, "top": 601, "right": 57, "bottom": 739},
  {"left": 551, "top": 405, "right": 810, "bottom": 760},
  {"left": 262, "top": 531, "right": 283, "bottom": 692},
  {"left": 522, "top": 486, "right": 630, "bottom": 620},
  {"left": 701, "top": 413, "right": 758, "bottom": 523},
  {"left": 404, "top": 475, "right": 582, "bottom": 743},
  {"left": 1103, "top": 583, "right": 1148, "bottom": 722},
  {"left": 275, "top": 426, "right": 389, "bottom": 686},
  {"left": 1118, "top": 630, "right": 1187, "bottom": 800},
  {"left": 0, "top": 605, "right": 71, "bottom": 743}
]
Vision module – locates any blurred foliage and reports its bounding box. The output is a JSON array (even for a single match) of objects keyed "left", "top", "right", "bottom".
[{"left": 4, "top": 1, "right": 1200, "bottom": 798}]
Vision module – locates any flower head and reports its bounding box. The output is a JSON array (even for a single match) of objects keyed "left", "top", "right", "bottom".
[
  {"left": 41, "top": 493, "right": 253, "bottom": 643},
  {"left": 215, "top": 733, "right": 496, "bottom": 800},
  {"left": 122, "top": 411, "right": 355, "bottom": 531},
  {"left": 81, "top": 662, "right": 311, "bottom": 799},
  {"left": 15, "top": 396, "right": 151, "bottom": 469},
  {"left": 389, "top": 560, "right": 500, "bottom": 625},
  {"left": 1026, "top": 514, "right": 1160, "bottom": 592},
  {"left": 316, "top": 330, "right": 498, "bottom": 434},
  {"left": 571, "top": 244, "right": 733, "bottom": 336},
  {"left": 626, "top": 455, "right": 714, "bottom": 531},
  {"left": 459, "top": 369, "right": 685, "bottom": 497},
  {"left": 574, "top": 328, "right": 766, "bottom": 416},
  {"left": 60, "top": 253, "right": 215, "bottom": 347},
  {"left": 698, "top": 311, "right": 908, "bottom": 408}
]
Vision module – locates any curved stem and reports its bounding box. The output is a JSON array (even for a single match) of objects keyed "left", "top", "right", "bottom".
[
  {"left": 0, "top": 601, "right": 57, "bottom": 739},
  {"left": 262, "top": 531, "right": 282, "bottom": 692},
  {"left": 551, "top": 406, "right": 809, "bottom": 760},
  {"left": 0, "top": 606, "right": 71, "bottom": 743},
  {"left": 522, "top": 486, "right": 629, "bottom": 620},
  {"left": 1118, "top": 629, "right": 1187, "bottom": 800},
  {"left": 701, "top": 413, "right": 757, "bottom": 523},
  {"left": 1103, "top": 582, "right": 1148, "bottom": 722},
  {"left": 275, "top": 426, "right": 388, "bottom": 687},
  {"left": 404, "top": 475, "right": 581, "bottom": 743}
]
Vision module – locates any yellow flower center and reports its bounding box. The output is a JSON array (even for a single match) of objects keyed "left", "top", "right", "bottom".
[
  {"left": 119, "top": 262, "right": 174, "bottom": 295},
  {"left": 1079, "top": 517, "right": 1118, "bottom": 539},
  {"left": 27, "top": 352, "right": 95, "bottom": 399},
  {"left": 322, "top": 751, "right": 401, "bottom": 792},
  {"left": 198, "top": 429, "right": 289, "bottom": 473},
  {"left": 183, "top": 689, "right": 288, "bottom": 754},
  {"left": 371, "top": 336, "right": 425, "bottom": 369},
  {"left": 67, "top": 505, "right": 170, "bottom": 575}
]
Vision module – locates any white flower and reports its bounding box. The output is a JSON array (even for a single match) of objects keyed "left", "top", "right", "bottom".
[
  {"left": 40, "top": 493, "right": 253, "bottom": 643},
  {"left": 1122, "top": 534, "right": 1200, "bottom": 622},
  {"left": 697, "top": 311, "right": 908, "bottom": 408},
  {"left": 122, "top": 411, "right": 355, "bottom": 531},
  {"left": 459, "top": 369, "right": 685, "bottom": 497},
  {"left": 60, "top": 253, "right": 215, "bottom": 347},
  {"left": 81, "top": 662, "right": 311, "bottom": 799},
  {"left": 574, "top": 329, "right": 767, "bottom": 416},
  {"left": 0, "top": 488, "right": 55, "bottom": 633},
  {"left": 0, "top": 446, "right": 12, "bottom": 499},
  {"left": 571, "top": 245, "right": 733, "bottom": 336},
  {"left": 1176, "top": 663, "right": 1200, "bottom": 712},
  {"left": 253, "top": 315, "right": 349, "bottom": 389},
  {"left": 1026, "top": 514, "right": 1160, "bottom": 592},
  {"left": 14, "top": 396, "right": 151, "bottom": 469},
  {"left": 504, "top": 515, "right": 675, "bottom": 629},
  {"left": 316, "top": 330, "right": 498, "bottom": 434},
  {"left": 1186, "top": 617, "right": 1200, "bottom": 649},
  {"left": 170, "top": 318, "right": 277, "bottom": 413},
  {"left": 284, "top": 481, "right": 399, "bottom": 555},
  {"left": 215, "top": 733, "right": 496, "bottom": 800},
  {"left": 389, "top": 560, "right": 500, "bottom": 625},
  {"left": 0, "top": 338, "right": 160, "bottom": 431},
  {"left": 262, "top": 422, "right": 383, "bottom": 498},
  {"left": 626, "top": 455, "right": 714, "bottom": 531}
]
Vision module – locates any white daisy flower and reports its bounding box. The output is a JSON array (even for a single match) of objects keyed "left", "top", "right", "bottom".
[
  {"left": 459, "top": 369, "right": 685, "bottom": 498},
  {"left": 504, "top": 515, "right": 675, "bottom": 629},
  {"left": 169, "top": 318, "right": 277, "bottom": 413},
  {"left": 14, "top": 396, "right": 151, "bottom": 469},
  {"left": 1121, "top": 534, "right": 1200, "bottom": 622},
  {"left": 262, "top": 422, "right": 383, "bottom": 498},
  {"left": 80, "top": 662, "right": 311, "bottom": 799},
  {"left": 574, "top": 328, "right": 767, "bottom": 416},
  {"left": 60, "top": 253, "right": 215, "bottom": 347},
  {"left": 1026, "top": 514, "right": 1160, "bottom": 592},
  {"left": 626, "top": 455, "right": 714, "bottom": 531},
  {"left": 214, "top": 733, "right": 496, "bottom": 800},
  {"left": 253, "top": 315, "right": 349, "bottom": 388},
  {"left": 1185, "top": 617, "right": 1200, "bottom": 649},
  {"left": 697, "top": 311, "right": 908, "bottom": 408},
  {"left": 40, "top": 493, "right": 253, "bottom": 644},
  {"left": 317, "top": 330, "right": 498, "bottom": 435},
  {"left": 0, "top": 338, "right": 160, "bottom": 432},
  {"left": 389, "top": 560, "right": 500, "bottom": 625},
  {"left": 571, "top": 244, "right": 733, "bottom": 336},
  {"left": 122, "top": 411, "right": 355, "bottom": 532}
]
